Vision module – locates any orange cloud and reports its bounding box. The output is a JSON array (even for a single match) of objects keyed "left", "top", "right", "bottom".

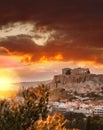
[
  {"left": 0, "top": 35, "right": 103, "bottom": 67},
  {"left": 39, "top": 54, "right": 63, "bottom": 63},
  {"left": 21, "top": 54, "right": 32, "bottom": 63},
  {"left": 0, "top": 46, "right": 11, "bottom": 55},
  {"left": 55, "top": 54, "right": 63, "bottom": 61}
]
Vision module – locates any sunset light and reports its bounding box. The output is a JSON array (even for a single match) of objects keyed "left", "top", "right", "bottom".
[
  {"left": 0, "top": 69, "right": 19, "bottom": 98},
  {"left": 0, "top": 0, "right": 103, "bottom": 96},
  {"left": 0, "top": 77, "right": 12, "bottom": 90},
  {"left": 0, "top": 0, "right": 103, "bottom": 129}
]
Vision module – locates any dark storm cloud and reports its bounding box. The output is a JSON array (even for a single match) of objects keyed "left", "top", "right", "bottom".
[
  {"left": 0, "top": 0, "right": 103, "bottom": 64},
  {"left": 0, "top": 47, "right": 9, "bottom": 55},
  {"left": 0, "top": 35, "right": 41, "bottom": 54},
  {"left": 0, "top": 35, "right": 103, "bottom": 64},
  {"left": 0, "top": 0, "right": 103, "bottom": 26}
]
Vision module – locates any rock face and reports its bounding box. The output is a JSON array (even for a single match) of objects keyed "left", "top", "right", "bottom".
[{"left": 51, "top": 68, "right": 103, "bottom": 93}]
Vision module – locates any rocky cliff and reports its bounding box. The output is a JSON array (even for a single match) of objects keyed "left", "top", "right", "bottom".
[{"left": 50, "top": 68, "right": 103, "bottom": 94}]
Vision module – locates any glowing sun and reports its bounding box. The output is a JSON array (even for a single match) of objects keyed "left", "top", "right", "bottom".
[{"left": 0, "top": 69, "right": 19, "bottom": 99}]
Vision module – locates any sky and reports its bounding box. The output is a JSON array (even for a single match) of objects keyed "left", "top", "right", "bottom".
[{"left": 0, "top": 0, "right": 103, "bottom": 82}]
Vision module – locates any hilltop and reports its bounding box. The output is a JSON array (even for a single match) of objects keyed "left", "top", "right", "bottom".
[{"left": 49, "top": 68, "right": 103, "bottom": 94}]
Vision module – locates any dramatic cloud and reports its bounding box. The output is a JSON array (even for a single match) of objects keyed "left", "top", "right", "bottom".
[
  {"left": 0, "top": 47, "right": 10, "bottom": 55},
  {"left": 0, "top": 0, "right": 103, "bottom": 81},
  {"left": 0, "top": 35, "right": 103, "bottom": 65},
  {"left": 0, "top": 0, "right": 102, "bottom": 23}
]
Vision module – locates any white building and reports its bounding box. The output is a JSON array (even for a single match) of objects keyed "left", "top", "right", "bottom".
[{"left": 93, "top": 106, "right": 103, "bottom": 117}]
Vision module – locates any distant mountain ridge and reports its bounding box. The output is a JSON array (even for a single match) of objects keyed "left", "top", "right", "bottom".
[{"left": 13, "top": 80, "right": 51, "bottom": 89}]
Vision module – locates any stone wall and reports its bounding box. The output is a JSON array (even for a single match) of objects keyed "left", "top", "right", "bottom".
[
  {"left": 62, "top": 68, "right": 90, "bottom": 75},
  {"left": 62, "top": 68, "right": 72, "bottom": 75},
  {"left": 71, "top": 68, "right": 90, "bottom": 75}
]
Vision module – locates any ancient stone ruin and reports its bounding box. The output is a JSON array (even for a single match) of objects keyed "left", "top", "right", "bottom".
[
  {"left": 62, "top": 68, "right": 90, "bottom": 75},
  {"left": 50, "top": 67, "right": 103, "bottom": 94},
  {"left": 53, "top": 67, "right": 103, "bottom": 87}
]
